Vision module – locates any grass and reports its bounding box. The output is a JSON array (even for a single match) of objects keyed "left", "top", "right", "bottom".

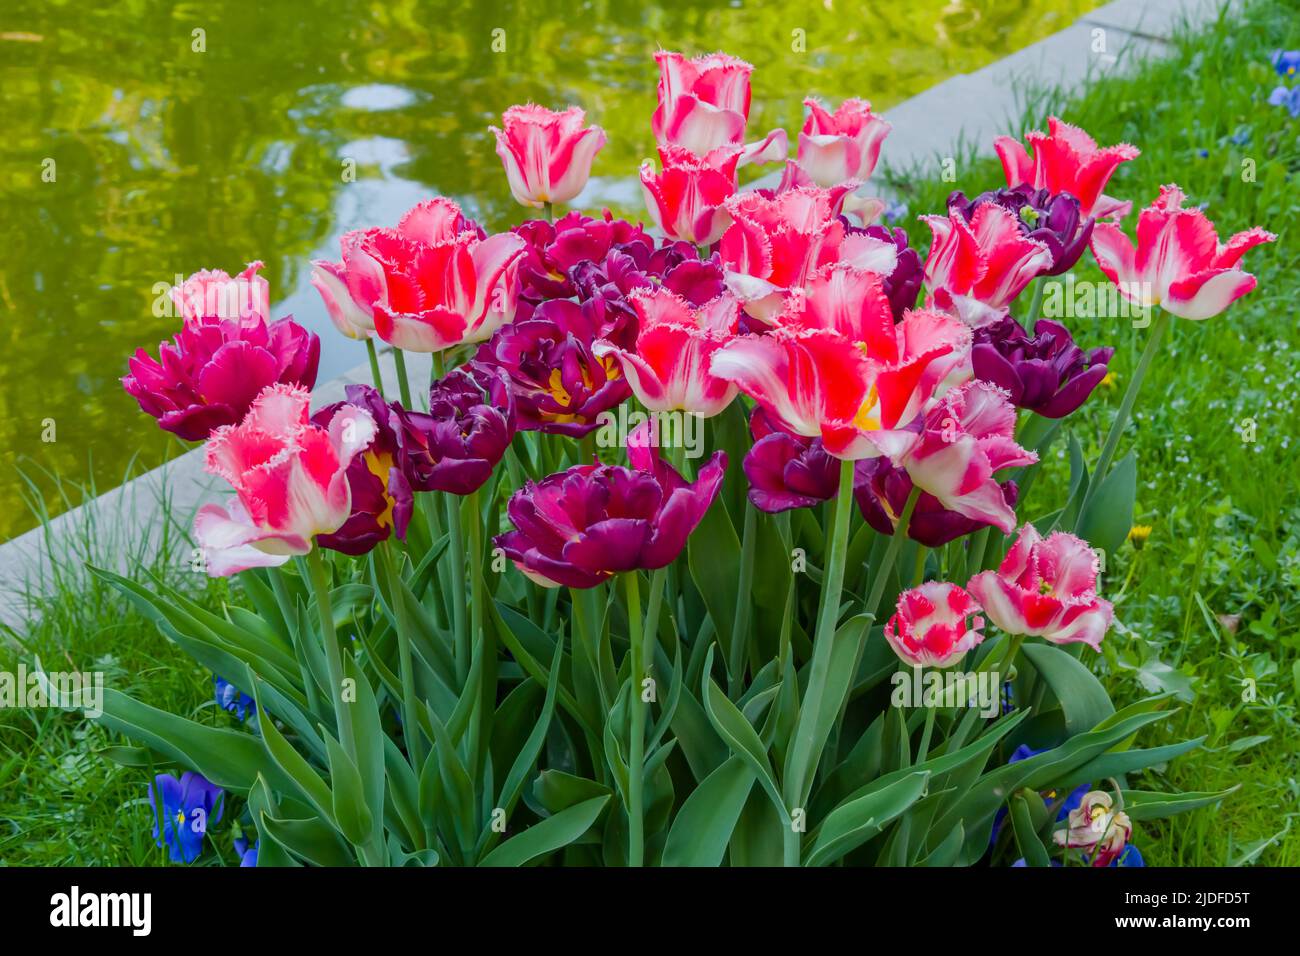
[
  {"left": 3, "top": 0, "right": 1298, "bottom": 867},
  {"left": 883, "top": 0, "right": 1300, "bottom": 866}
]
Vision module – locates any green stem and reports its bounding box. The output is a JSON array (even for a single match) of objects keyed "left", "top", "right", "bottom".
[
  {"left": 1022, "top": 277, "right": 1046, "bottom": 331},
  {"left": 917, "top": 706, "right": 937, "bottom": 764},
  {"left": 543, "top": 201, "right": 554, "bottom": 223},
  {"left": 728, "top": 504, "right": 757, "bottom": 696},
  {"left": 623, "top": 571, "right": 646, "bottom": 867},
  {"left": 432, "top": 350, "right": 446, "bottom": 391},
  {"left": 578, "top": 431, "right": 596, "bottom": 465},
  {"left": 380, "top": 543, "right": 423, "bottom": 768},
  {"left": 467, "top": 487, "right": 491, "bottom": 772},
  {"left": 447, "top": 493, "right": 468, "bottom": 684},
  {"left": 305, "top": 547, "right": 355, "bottom": 760},
  {"left": 365, "top": 337, "right": 385, "bottom": 398},
  {"left": 1077, "top": 310, "right": 1171, "bottom": 527},
  {"left": 865, "top": 487, "right": 922, "bottom": 616},
  {"left": 393, "top": 349, "right": 413, "bottom": 409}
]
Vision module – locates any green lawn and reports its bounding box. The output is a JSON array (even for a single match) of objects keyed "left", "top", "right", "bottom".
[{"left": 2, "top": 0, "right": 1297, "bottom": 867}]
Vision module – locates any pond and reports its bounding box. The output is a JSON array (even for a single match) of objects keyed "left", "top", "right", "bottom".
[{"left": 0, "top": 0, "right": 1096, "bottom": 542}]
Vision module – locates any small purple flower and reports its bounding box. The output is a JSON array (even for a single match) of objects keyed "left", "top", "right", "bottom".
[
  {"left": 972, "top": 315, "right": 1113, "bottom": 419},
  {"left": 882, "top": 199, "right": 909, "bottom": 224},
  {"left": 854, "top": 456, "right": 1019, "bottom": 548},
  {"left": 234, "top": 833, "right": 259, "bottom": 867},
  {"left": 393, "top": 366, "right": 515, "bottom": 495},
  {"left": 742, "top": 408, "right": 838, "bottom": 512},
  {"left": 1268, "top": 85, "right": 1300, "bottom": 118},
  {"left": 1273, "top": 50, "right": 1300, "bottom": 78},
  {"left": 947, "top": 185, "right": 1093, "bottom": 276},
  {"left": 213, "top": 675, "right": 255, "bottom": 721},
  {"left": 842, "top": 217, "right": 924, "bottom": 321},
  {"left": 495, "top": 425, "right": 726, "bottom": 589},
  {"left": 150, "top": 771, "right": 224, "bottom": 864},
  {"left": 312, "top": 384, "right": 413, "bottom": 556}
]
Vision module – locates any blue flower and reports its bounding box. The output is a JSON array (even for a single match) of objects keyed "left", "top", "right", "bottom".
[
  {"left": 1269, "top": 85, "right": 1300, "bottom": 118},
  {"left": 214, "top": 674, "right": 256, "bottom": 721},
  {"left": 234, "top": 833, "right": 259, "bottom": 867},
  {"left": 1273, "top": 50, "right": 1300, "bottom": 79},
  {"left": 149, "top": 771, "right": 224, "bottom": 863},
  {"left": 882, "top": 199, "right": 909, "bottom": 224},
  {"left": 1109, "top": 843, "right": 1145, "bottom": 867}
]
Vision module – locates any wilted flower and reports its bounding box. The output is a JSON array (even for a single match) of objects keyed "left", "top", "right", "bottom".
[
  {"left": 883, "top": 582, "right": 986, "bottom": 668},
  {"left": 491, "top": 104, "right": 607, "bottom": 208},
  {"left": 854, "top": 456, "right": 1019, "bottom": 547},
  {"left": 1053, "top": 790, "right": 1133, "bottom": 867},
  {"left": 150, "top": 771, "right": 223, "bottom": 864},
  {"left": 742, "top": 407, "right": 838, "bottom": 512},
  {"left": 972, "top": 315, "right": 1113, "bottom": 419},
  {"left": 795, "top": 97, "right": 891, "bottom": 187},
  {"left": 213, "top": 675, "right": 255, "bottom": 721},
  {"left": 1090, "top": 184, "right": 1275, "bottom": 320},
  {"left": 967, "top": 524, "right": 1114, "bottom": 649},
  {"left": 194, "top": 384, "right": 377, "bottom": 576},
  {"left": 392, "top": 367, "right": 515, "bottom": 495},
  {"left": 312, "top": 384, "right": 412, "bottom": 555},
  {"left": 994, "top": 117, "right": 1140, "bottom": 220},
  {"left": 495, "top": 425, "right": 726, "bottom": 588},
  {"left": 947, "top": 184, "right": 1094, "bottom": 276}
]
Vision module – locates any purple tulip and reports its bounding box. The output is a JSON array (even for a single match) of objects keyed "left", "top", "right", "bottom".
[
  {"left": 123, "top": 313, "right": 320, "bottom": 441},
  {"left": 312, "top": 384, "right": 412, "bottom": 555},
  {"left": 473, "top": 298, "right": 630, "bottom": 437},
  {"left": 392, "top": 367, "right": 515, "bottom": 496},
  {"left": 742, "top": 407, "right": 839, "bottom": 512},
  {"left": 972, "top": 315, "right": 1114, "bottom": 419},
  {"left": 947, "top": 185, "right": 1093, "bottom": 276},
  {"left": 495, "top": 425, "right": 726, "bottom": 589},
  {"left": 854, "top": 456, "right": 1019, "bottom": 547}
]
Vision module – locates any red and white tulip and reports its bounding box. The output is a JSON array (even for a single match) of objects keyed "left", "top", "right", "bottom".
[
  {"left": 796, "top": 97, "right": 891, "bottom": 188},
  {"left": 491, "top": 104, "right": 607, "bottom": 208},
  {"left": 640, "top": 145, "right": 741, "bottom": 246},
  {"left": 994, "top": 116, "right": 1140, "bottom": 220},
  {"left": 884, "top": 582, "right": 986, "bottom": 668}
]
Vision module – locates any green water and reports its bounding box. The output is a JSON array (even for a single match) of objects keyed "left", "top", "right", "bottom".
[{"left": 0, "top": 0, "right": 1096, "bottom": 542}]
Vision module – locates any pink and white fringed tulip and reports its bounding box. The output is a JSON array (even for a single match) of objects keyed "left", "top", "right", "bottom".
[
  {"left": 796, "top": 98, "right": 892, "bottom": 188},
  {"left": 896, "top": 381, "right": 1036, "bottom": 533},
  {"left": 994, "top": 116, "right": 1140, "bottom": 220},
  {"left": 651, "top": 51, "right": 787, "bottom": 166},
  {"left": 194, "top": 384, "right": 378, "bottom": 576},
  {"left": 921, "top": 203, "right": 1053, "bottom": 327},
  {"left": 491, "top": 104, "right": 607, "bottom": 208},
  {"left": 173, "top": 261, "right": 270, "bottom": 323},
  {"left": 967, "top": 524, "right": 1114, "bottom": 649},
  {"left": 311, "top": 232, "right": 386, "bottom": 339},
  {"left": 1089, "top": 184, "right": 1276, "bottom": 321},
  {"left": 593, "top": 288, "right": 740, "bottom": 417},
  {"left": 719, "top": 185, "right": 897, "bottom": 325},
  {"left": 640, "top": 146, "right": 741, "bottom": 246},
  {"left": 1054, "top": 791, "right": 1133, "bottom": 866},
  {"left": 884, "top": 582, "right": 986, "bottom": 668}
]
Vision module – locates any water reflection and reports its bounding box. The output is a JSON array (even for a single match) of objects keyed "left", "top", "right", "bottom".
[{"left": 0, "top": 0, "right": 1094, "bottom": 541}]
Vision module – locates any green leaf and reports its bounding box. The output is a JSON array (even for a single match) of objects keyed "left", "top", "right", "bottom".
[
  {"left": 805, "top": 770, "right": 929, "bottom": 867},
  {"left": 250, "top": 681, "right": 336, "bottom": 825},
  {"left": 1010, "top": 790, "right": 1051, "bottom": 867},
  {"left": 1077, "top": 451, "right": 1136, "bottom": 553},
  {"left": 323, "top": 732, "right": 373, "bottom": 846},
  {"left": 687, "top": 500, "right": 742, "bottom": 662},
  {"left": 661, "top": 756, "right": 755, "bottom": 867},
  {"left": 257, "top": 812, "right": 355, "bottom": 867},
  {"left": 1120, "top": 787, "right": 1239, "bottom": 821},
  {"left": 1020, "top": 642, "right": 1115, "bottom": 737},
  {"left": 700, "top": 648, "right": 785, "bottom": 822},
  {"left": 478, "top": 795, "right": 609, "bottom": 867}
]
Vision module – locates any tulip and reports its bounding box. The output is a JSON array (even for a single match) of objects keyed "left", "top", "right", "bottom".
[
  {"left": 967, "top": 524, "right": 1114, "bottom": 649},
  {"left": 473, "top": 298, "right": 630, "bottom": 437},
  {"left": 495, "top": 427, "right": 726, "bottom": 588},
  {"left": 796, "top": 97, "right": 892, "bottom": 188},
  {"left": 514, "top": 211, "right": 657, "bottom": 307},
  {"left": 150, "top": 771, "right": 223, "bottom": 864},
  {"left": 311, "top": 384, "right": 413, "bottom": 556},
  {"left": 392, "top": 366, "right": 515, "bottom": 495},
  {"left": 593, "top": 288, "right": 740, "bottom": 417},
  {"left": 842, "top": 219, "right": 924, "bottom": 322},
  {"left": 895, "top": 381, "right": 1037, "bottom": 533},
  {"left": 491, "top": 104, "right": 607, "bottom": 208},
  {"left": 1053, "top": 791, "right": 1133, "bottom": 867},
  {"left": 883, "top": 582, "right": 986, "bottom": 668},
  {"left": 994, "top": 117, "right": 1140, "bottom": 220},
  {"left": 742, "top": 407, "right": 839, "bottom": 512},
  {"left": 310, "top": 233, "right": 386, "bottom": 339},
  {"left": 194, "top": 384, "right": 378, "bottom": 576},
  {"left": 172, "top": 261, "right": 269, "bottom": 323},
  {"left": 972, "top": 315, "right": 1113, "bottom": 419},
  {"left": 651, "top": 50, "right": 787, "bottom": 165},
  {"left": 921, "top": 202, "right": 1053, "bottom": 328},
  {"left": 947, "top": 185, "right": 1094, "bottom": 276},
  {"left": 719, "top": 186, "right": 898, "bottom": 324},
  {"left": 1089, "top": 184, "right": 1275, "bottom": 321},
  {"left": 122, "top": 312, "right": 320, "bottom": 442},
  {"left": 640, "top": 145, "right": 741, "bottom": 246},
  {"left": 855, "top": 456, "right": 1019, "bottom": 547}
]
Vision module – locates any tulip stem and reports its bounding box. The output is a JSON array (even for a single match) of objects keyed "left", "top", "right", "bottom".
[
  {"left": 865, "top": 487, "right": 922, "bottom": 617},
  {"left": 379, "top": 542, "right": 424, "bottom": 768},
  {"left": 1022, "top": 278, "right": 1046, "bottom": 331},
  {"left": 447, "top": 494, "right": 469, "bottom": 684},
  {"left": 365, "top": 338, "right": 385, "bottom": 398},
  {"left": 393, "top": 349, "right": 413, "bottom": 409},
  {"left": 432, "top": 350, "right": 445, "bottom": 390},
  {"left": 467, "top": 487, "right": 492, "bottom": 774},
  {"left": 623, "top": 571, "right": 646, "bottom": 867},
  {"left": 544, "top": 201, "right": 554, "bottom": 223},
  {"left": 1077, "top": 310, "right": 1170, "bottom": 529},
  {"left": 728, "top": 503, "right": 757, "bottom": 696},
  {"left": 305, "top": 547, "right": 356, "bottom": 762}
]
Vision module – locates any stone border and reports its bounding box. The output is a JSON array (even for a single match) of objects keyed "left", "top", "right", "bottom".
[{"left": 0, "top": 0, "right": 1234, "bottom": 631}]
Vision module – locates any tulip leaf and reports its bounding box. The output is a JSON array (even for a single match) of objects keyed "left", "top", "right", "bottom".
[
  {"left": 257, "top": 811, "right": 356, "bottom": 867},
  {"left": 478, "top": 795, "right": 610, "bottom": 867},
  {"left": 700, "top": 647, "right": 785, "bottom": 822},
  {"left": 323, "top": 732, "right": 373, "bottom": 846},
  {"left": 1077, "top": 451, "right": 1136, "bottom": 553},
  {"left": 805, "top": 770, "right": 929, "bottom": 867},
  {"left": 1010, "top": 790, "right": 1052, "bottom": 867},
  {"left": 688, "top": 501, "right": 743, "bottom": 666},
  {"left": 1019, "top": 642, "right": 1115, "bottom": 738},
  {"left": 661, "top": 756, "right": 755, "bottom": 867},
  {"left": 250, "top": 680, "right": 337, "bottom": 826},
  {"left": 1118, "top": 787, "right": 1239, "bottom": 821}
]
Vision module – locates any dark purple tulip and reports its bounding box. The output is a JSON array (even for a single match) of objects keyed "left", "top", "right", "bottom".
[
  {"left": 514, "top": 210, "right": 658, "bottom": 317},
  {"left": 839, "top": 218, "right": 924, "bottom": 322},
  {"left": 312, "top": 384, "right": 412, "bottom": 555},
  {"left": 123, "top": 314, "right": 320, "bottom": 441},
  {"left": 947, "top": 185, "right": 1094, "bottom": 276},
  {"left": 854, "top": 457, "right": 1019, "bottom": 548},
  {"left": 742, "top": 408, "right": 838, "bottom": 512},
  {"left": 495, "top": 428, "right": 726, "bottom": 589},
  {"left": 473, "top": 298, "right": 630, "bottom": 437},
  {"left": 392, "top": 366, "right": 515, "bottom": 496},
  {"left": 972, "top": 315, "right": 1114, "bottom": 419}
]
